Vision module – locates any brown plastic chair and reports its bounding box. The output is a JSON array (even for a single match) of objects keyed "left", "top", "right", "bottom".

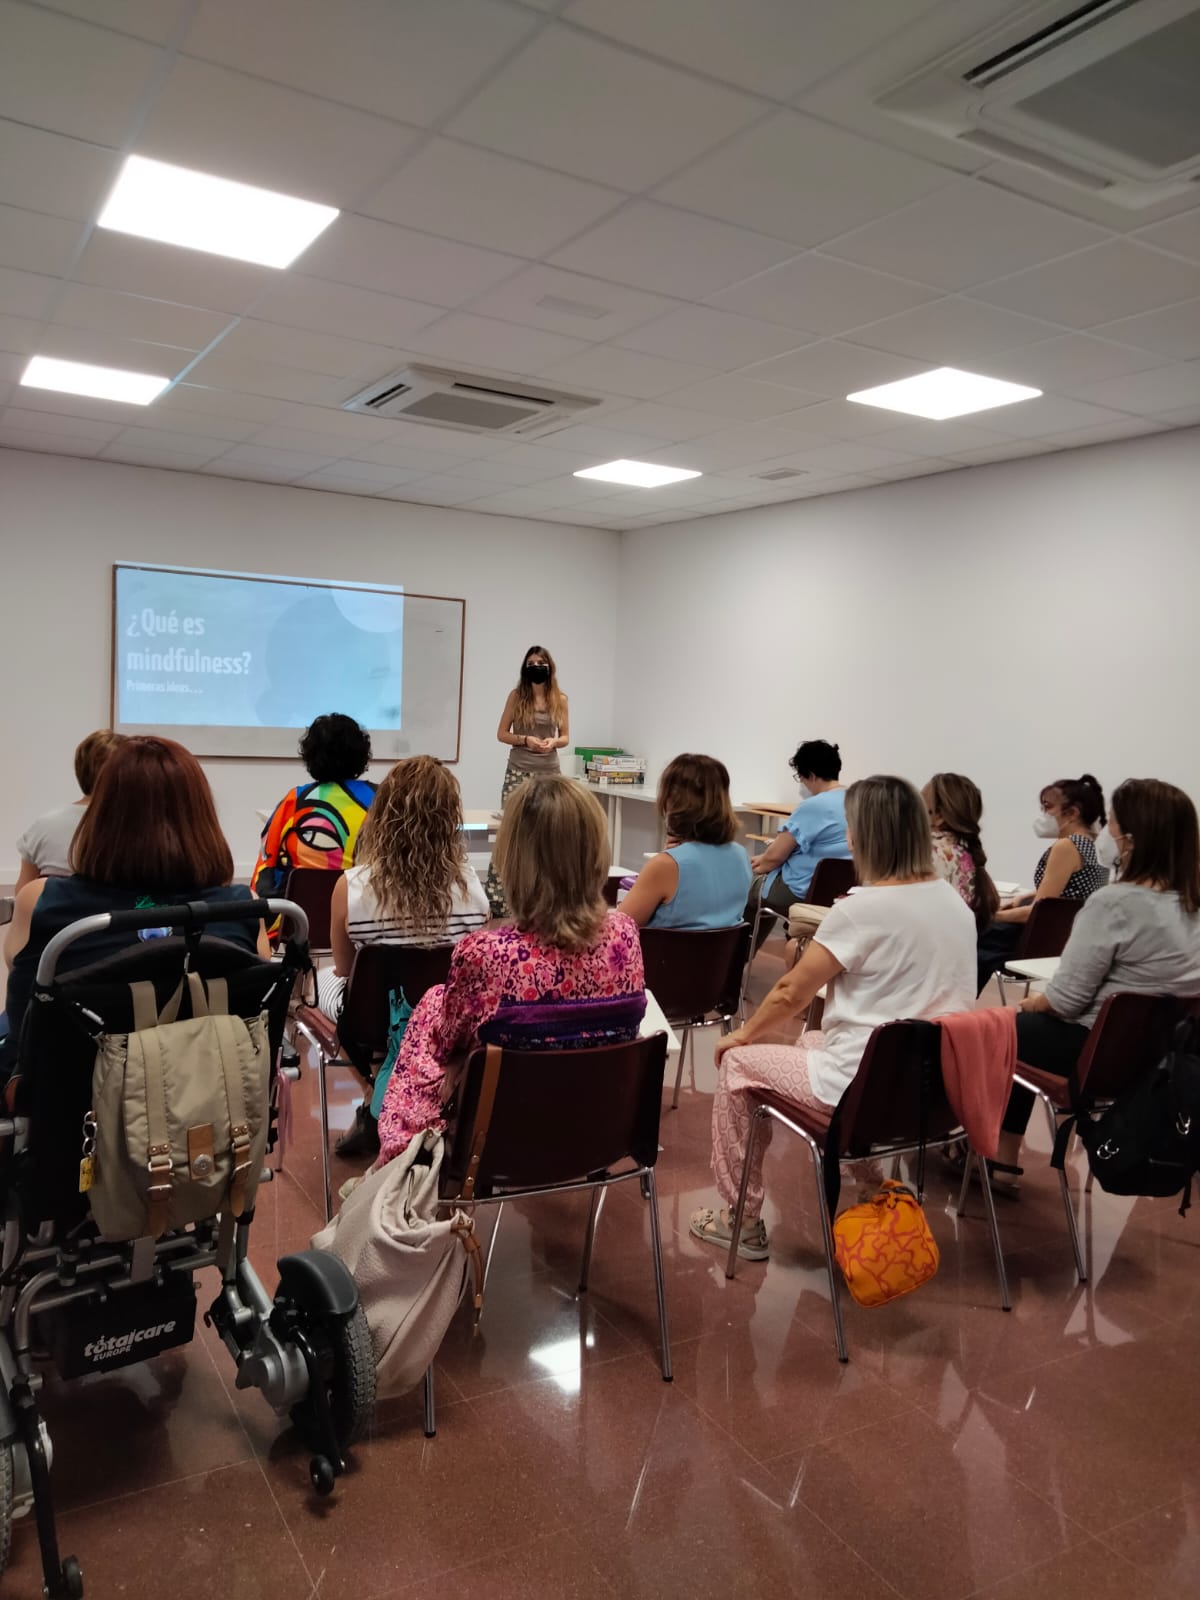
[
  {"left": 282, "top": 867, "right": 342, "bottom": 954},
  {"left": 1013, "top": 990, "right": 1188, "bottom": 1282},
  {"left": 726, "top": 1020, "right": 1011, "bottom": 1363},
  {"left": 294, "top": 942, "right": 454, "bottom": 1219},
  {"left": 420, "top": 1030, "right": 672, "bottom": 1434},
  {"left": 639, "top": 923, "right": 749, "bottom": 1108},
  {"left": 998, "top": 897, "right": 1083, "bottom": 1001},
  {"left": 741, "top": 856, "right": 857, "bottom": 1015}
]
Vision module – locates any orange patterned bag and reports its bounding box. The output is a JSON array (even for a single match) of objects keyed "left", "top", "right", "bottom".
[{"left": 832, "top": 1180, "right": 939, "bottom": 1308}]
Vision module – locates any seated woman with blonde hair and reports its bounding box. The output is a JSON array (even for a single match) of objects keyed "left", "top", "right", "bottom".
[
  {"left": 14, "top": 728, "right": 124, "bottom": 888},
  {"left": 620, "top": 753, "right": 752, "bottom": 929},
  {"left": 376, "top": 776, "right": 645, "bottom": 1166},
  {"left": 690, "top": 775, "right": 976, "bottom": 1261}
]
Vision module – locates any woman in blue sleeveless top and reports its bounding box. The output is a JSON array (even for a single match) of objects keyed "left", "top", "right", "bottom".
[{"left": 621, "top": 754, "right": 751, "bottom": 930}]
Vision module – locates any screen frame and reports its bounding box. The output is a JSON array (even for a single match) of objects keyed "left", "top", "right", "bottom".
[{"left": 110, "top": 562, "right": 466, "bottom": 762}]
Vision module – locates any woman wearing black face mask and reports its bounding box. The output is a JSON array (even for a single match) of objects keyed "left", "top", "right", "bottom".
[{"left": 485, "top": 644, "right": 570, "bottom": 916}]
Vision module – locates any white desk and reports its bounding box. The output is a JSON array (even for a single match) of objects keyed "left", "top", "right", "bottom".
[
  {"left": 1004, "top": 956, "right": 1060, "bottom": 983},
  {"left": 585, "top": 781, "right": 788, "bottom": 866},
  {"left": 642, "top": 988, "right": 682, "bottom": 1058}
]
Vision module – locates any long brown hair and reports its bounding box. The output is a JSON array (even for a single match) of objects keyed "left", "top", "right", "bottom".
[
  {"left": 845, "top": 776, "right": 933, "bottom": 885},
  {"left": 658, "top": 754, "right": 739, "bottom": 845},
  {"left": 926, "top": 772, "right": 1000, "bottom": 931},
  {"left": 492, "top": 775, "right": 607, "bottom": 951},
  {"left": 512, "top": 643, "right": 567, "bottom": 732},
  {"left": 356, "top": 756, "right": 469, "bottom": 936},
  {"left": 1110, "top": 779, "right": 1200, "bottom": 914},
  {"left": 70, "top": 736, "right": 233, "bottom": 891}
]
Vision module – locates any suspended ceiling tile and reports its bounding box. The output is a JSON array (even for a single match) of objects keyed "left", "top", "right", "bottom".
[
  {"left": 0, "top": 2, "right": 160, "bottom": 146},
  {"left": 972, "top": 241, "right": 1200, "bottom": 330}
]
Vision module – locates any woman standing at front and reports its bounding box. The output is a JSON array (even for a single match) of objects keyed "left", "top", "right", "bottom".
[{"left": 485, "top": 644, "right": 569, "bottom": 917}]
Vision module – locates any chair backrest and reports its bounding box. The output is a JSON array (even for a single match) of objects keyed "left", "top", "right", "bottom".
[
  {"left": 337, "top": 942, "right": 455, "bottom": 1065},
  {"left": 442, "top": 1031, "right": 668, "bottom": 1197},
  {"left": 638, "top": 922, "right": 748, "bottom": 1023},
  {"left": 805, "top": 857, "right": 857, "bottom": 908},
  {"left": 282, "top": 867, "right": 342, "bottom": 950},
  {"left": 1013, "top": 896, "right": 1081, "bottom": 960},
  {"left": 835, "top": 1019, "right": 959, "bottom": 1157},
  {"left": 1073, "top": 991, "right": 1195, "bottom": 1102}
]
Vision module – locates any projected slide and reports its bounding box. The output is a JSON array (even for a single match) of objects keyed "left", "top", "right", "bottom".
[{"left": 112, "top": 565, "right": 464, "bottom": 761}]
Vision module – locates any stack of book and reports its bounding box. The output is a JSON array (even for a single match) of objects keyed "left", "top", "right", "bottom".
[{"left": 585, "top": 755, "right": 646, "bottom": 786}]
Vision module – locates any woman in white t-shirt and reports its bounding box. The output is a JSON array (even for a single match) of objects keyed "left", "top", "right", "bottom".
[
  {"left": 691, "top": 775, "right": 976, "bottom": 1262},
  {"left": 319, "top": 755, "right": 489, "bottom": 1155}
]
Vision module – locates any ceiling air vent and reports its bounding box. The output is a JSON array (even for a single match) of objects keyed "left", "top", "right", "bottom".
[
  {"left": 878, "top": 0, "right": 1200, "bottom": 208},
  {"left": 755, "top": 468, "right": 809, "bottom": 481},
  {"left": 342, "top": 365, "right": 601, "bottom": 439}
]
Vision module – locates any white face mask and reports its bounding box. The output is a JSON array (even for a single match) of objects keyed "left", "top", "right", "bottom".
[
  {"left": 796, "top": 782, "right": 811, "bottom": 800},
  {"left": 1096, "top": 828, "right": 1121, "bottom": 871},
  {"left": 1033, "top": 812, "right": 1059, "bottom": 839}
]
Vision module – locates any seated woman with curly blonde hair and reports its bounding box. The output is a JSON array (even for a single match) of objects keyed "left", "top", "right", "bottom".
[{"left": 321, "top": 755, "right": 489, "bottom": 1157}]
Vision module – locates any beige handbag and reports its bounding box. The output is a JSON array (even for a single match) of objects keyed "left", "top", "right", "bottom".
[
  {"left": 312, "top": 1129, "right": 480, "bottom": 1398},
  {"left": 89, "top": 972, "right": 271, "bottom": 1243}
]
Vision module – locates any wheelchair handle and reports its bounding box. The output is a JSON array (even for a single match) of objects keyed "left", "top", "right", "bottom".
[{"left": 35, "top": 897, "right": 309, "bottom": 986}]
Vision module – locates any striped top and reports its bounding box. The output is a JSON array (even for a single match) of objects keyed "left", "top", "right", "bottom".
[{"left": 344, "top": 861, "right": 489, "bottom": 949}]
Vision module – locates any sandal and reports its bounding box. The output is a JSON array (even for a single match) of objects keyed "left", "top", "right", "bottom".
[
  {"left": 689, "top": 1205, "right": 769, "bottom": 1261},
  {"left": 944, "top": 1141, "right": 1023, "bottom": 1198}
]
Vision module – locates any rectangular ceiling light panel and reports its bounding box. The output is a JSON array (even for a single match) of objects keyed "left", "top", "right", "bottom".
[
  {"left": 574, "top": 459, "right": 702, "bottom": 487},
  {"left": 21, "top": 355, "right": 171, "bottom": 405},
  {"left": 98, "top": 155, "right": 339, "bottom": 268},
  {"left": 847, "top": 366, "right": 1041, "bottom": 419}
]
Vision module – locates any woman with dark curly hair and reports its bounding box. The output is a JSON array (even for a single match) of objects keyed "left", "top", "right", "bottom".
[
  {"left": 252, "top": 712, "right": 376, "bottom": 903},
  {"left": 319, "top": 757, "right": 489, "bottom": 1157}
]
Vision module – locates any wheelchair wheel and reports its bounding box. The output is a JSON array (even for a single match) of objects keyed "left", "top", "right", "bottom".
[
  {"left": 290, "top": 1303, "right": 374, "bottom": 1454},
  {"left": 0, "top": 1441, "right": 11, "bottom": 1577}
]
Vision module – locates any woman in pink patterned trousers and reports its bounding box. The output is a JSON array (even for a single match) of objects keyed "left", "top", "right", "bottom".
[{"left": 691, "top": 775, "right": 977, "bottom": 1262}]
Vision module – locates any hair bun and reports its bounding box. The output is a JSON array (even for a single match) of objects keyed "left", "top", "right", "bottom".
[{"left": 1080, "top": 773, "right": 1102, "bottom": 790}]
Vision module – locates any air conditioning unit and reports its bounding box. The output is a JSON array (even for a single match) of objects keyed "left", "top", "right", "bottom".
[
  {"left": 878, "top": 0, "right": 1200, "bottom": 207},
  {"left": 342, "top": 365, "right": 600, "bottom": 439}
]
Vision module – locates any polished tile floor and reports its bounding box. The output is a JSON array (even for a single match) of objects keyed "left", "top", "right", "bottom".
[{"left": 7, "top": 945, "right": 1200, "bottom": 1599}]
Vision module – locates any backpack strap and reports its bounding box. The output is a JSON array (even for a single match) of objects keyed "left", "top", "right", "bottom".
[
  {"left": 139, "top": 1026, "right": 174, "bottom": 1240},
  {"left": 461, "top": 1045, "right": 503, "bottom": 1203},
  {"left": 212, "top": 1014, "right": 254, "bottom": 1218},
  {"left": 130, "top": 980, "right": 183, "bottom": 1032}
]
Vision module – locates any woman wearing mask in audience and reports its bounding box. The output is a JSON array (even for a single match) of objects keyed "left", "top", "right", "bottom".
[
  {"left": 976, "top": 773, "right": 1108, "bottom": 993},
  {"left": 14, "top": 729, "right": 124, "bottom": 888},
  {"left": 997, "top": 778, "right": 1200, "bottom": 1172},
  {"left": 484, "top": 645, "right": 570, "bottom": 917},
  {"left": 253, "top": 712, "right": 376, "bottom": 904},
  {"left": 377, "top": 777, "right": 642, "bottom": 1166},
  {"left": 1, "top": 737, "right": 265, "bottom": 1088},
  {"left": 923, "top": 773, "right": 1001, "bottom": 931},
  {"left": 320, "top": 756, "right": 490, "bottom": 1158},
  {"left": 621, "top": 753, "right": 752, "bottom": 929},
  {"left": 745, "top": 739, "right": 851, "bottom": 949},
  {"left": 691, "top": 775, "right": 975, "bottom": 1261}
]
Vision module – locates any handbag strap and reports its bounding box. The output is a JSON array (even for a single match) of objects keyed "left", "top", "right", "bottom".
[
  {"left": 212, "top": 1013, "right": 254, "bottom": 1218},
  {"left": 460, "top": 1045, "right": 503, "bottom": 1202},
  {"left": 129, "top": 980, "right": 183, "bottom": 1032},
  {"left": 139, "top": 1026, "right": 174, "bottom": 1240}
]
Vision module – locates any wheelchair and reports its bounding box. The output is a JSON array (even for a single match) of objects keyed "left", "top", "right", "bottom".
[{"left": 0, "top": 898, "right": 376, "bottom": 1598}]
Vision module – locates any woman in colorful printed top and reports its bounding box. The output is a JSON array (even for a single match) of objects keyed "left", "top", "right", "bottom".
[
  {"left": 377, "top": 775, "right": 644, "bottom": 1166},
  {"left": 922, "top": 772, "right": 1000, "bottom": 931},
  {"left": 253, "top": 714, "right": 376, "bottom": 904}
]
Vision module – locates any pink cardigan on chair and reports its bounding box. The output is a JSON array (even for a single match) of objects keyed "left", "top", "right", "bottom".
[{"left": 936, "top": 1007, "right": 1017, "bottom": 1162}]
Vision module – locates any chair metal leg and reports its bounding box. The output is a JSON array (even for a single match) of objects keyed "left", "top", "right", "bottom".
[
  {"left": 481, "top": 1200, "right": 505, "bottom": 1302},
  {"left": 643, "top": 1168, "right": 672, "bottom": 1382},
  {"left": 807, "top": 1140, "right": 849, "bottom": 1363},
  {"left": 316, "top": 1052, "right": 333, "bottom": 1224},
  {"left": 975, "top": 1155, "right": 1012, "bottom": 1312},
  {"left": 956, "top": 1149, "right": 973, "bottom": 1217},
  {"left": 725, "top": 1105, "right": 765, "bottom": 1281},
  {"left": 1042, "top": 1095, "right": 1087, "bottom": 1283},
  {"left": 422, "top": 1366, "right": 436, "bottom": 1437},
  {"left": 671, "top": 1026, "right": 691, "bottom": 1110},
  {"left": 579, "top": 1186, "right": 605, "bottom": 1292}
]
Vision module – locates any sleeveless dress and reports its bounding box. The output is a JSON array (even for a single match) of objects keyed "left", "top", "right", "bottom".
[
  {"left": 646, "top": 841, "right": 753, "bottom": 930},
  {"left": 1034, "top": 832, "right": 1107, "bottom": 900},
  {"left": 485, "top": 702, "right": 561, "bottom": 917}
]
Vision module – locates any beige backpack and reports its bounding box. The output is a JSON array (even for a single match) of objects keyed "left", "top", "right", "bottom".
[{"left": 88, "top": 972, "right": 271, "bottom": 1243}]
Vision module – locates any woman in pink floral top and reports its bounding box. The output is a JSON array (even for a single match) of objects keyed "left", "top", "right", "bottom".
[
  {"left": 377, "top": 776, "right": 644, "bottom": 1164},
  {"left": 922, "top": 773, "right": 1000, "bottom": 931}
]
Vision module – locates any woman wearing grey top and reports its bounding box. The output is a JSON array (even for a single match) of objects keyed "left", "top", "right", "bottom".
[
  {"left": 1000, "top": 778, "right": 1200, "bottom": 1170},
  {"left": 14, "top": 730, "right": 123, "bottom": 888}
]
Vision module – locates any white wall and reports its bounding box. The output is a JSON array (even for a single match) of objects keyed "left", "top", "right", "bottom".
[
  {"left": 0, "top": 449, "right": 620, "bottom": 875},
  {"left": 615, "top": 426, "right": 1200, "bottom": 884}
]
